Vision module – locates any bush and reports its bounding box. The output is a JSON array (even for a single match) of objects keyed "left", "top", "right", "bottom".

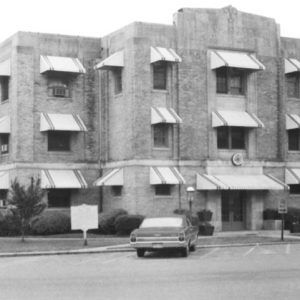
[
  {"left": 98, "top": 209, "right": 128, "bottom": 234},
  {"left": 197, "top": 209, "right": 213, "bottom": 222},
  {"left": 263, "top": 209, "right": 280, "bottom": 220},
  {"left": 115, "top": 214, "right": 145, "bottom": 235},
  {"left": 0, "top": 213, "right": 22, "bottom": 236},
  {"left": 198, "top": 222, "right": 215, "bottom": 236},
  {"left": 285, "top": 207, "right": 300, "bottom": 230},
  {"left": 30, "top": 210, "right": 71, "bottom": 235},
  {"left": 173, "top": 208, "right": 199, "bottom": 226}
]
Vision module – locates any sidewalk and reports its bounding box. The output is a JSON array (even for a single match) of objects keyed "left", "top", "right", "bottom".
[{"left": 0, "top": 230, "right": 300, "bottom": 258}]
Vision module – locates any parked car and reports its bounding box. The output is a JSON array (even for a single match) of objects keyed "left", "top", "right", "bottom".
[{"left": 130, "top": 215, "right": 198, "bottom": 257}]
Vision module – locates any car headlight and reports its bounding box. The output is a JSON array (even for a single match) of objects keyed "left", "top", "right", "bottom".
[
  {"left": 130, "top": 234, "right": 136, "bottom": 243},
  {"left": 178, "top": 232, "right": 185, "bottom": 242}
]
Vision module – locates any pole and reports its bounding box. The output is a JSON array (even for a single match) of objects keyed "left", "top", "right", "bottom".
[
  {"left": 281, "top": 213, "right": 284, "bottom": 241},
  {"left": 83, "top": 230, "right": 88, "bottom": 246}
]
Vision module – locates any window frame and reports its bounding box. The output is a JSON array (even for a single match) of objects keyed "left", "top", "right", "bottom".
[
  {"left": 153, "top": 61, "right": 167, "bottom": 90},
  {"left": 47, "top": 73, "right": 73, "bottom": 99},
  {"left": 155, "top": 185, "right": 172, "bottom": 196},
  {"left": 289, "top": 184, "right": 300, "bottom": 194},
  {"left": 153, "top": 123, "right": 169, "bottom": 148},
  {"left": 0, "top": 133, "right": 9, "bottom": 154},
  {"left": 0, "top": 76, "right": 9, "bottom": 102},
  {"left": 286, "top": 72, "right": 300, "bottom": 98},
  {"left": 47, "top": 189, "right": 71, "bottom": 208},
  {"left": 113, "top": 68, "right": 122, "bottom": 95},
  {"left": 288, "top": 129, "right": 300, "bottom": 151},
  {"left": 217, "top": 126, "right": 247, "bottom": 150},
  {"left": 111, "top": 186, "right": 122, "bottom": 197},
  {"left": 48, "top": 131, "right": 71, "bottom": 152}
]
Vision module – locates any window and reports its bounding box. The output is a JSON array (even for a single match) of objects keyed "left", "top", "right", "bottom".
[
  {"left": 153, "top": 124, "right": 169, "bottom": 148},
  {"left": 286, "top": 73, "right": 299, "bottom": 98},
  {"left": 47, "top": 74, "right": 71, "bottom": 98},
  {"left": 216, "top": 67, "right": 246, "bottom": 95},
  {"left": 217, "top": 127, "right": 246, "bottom": 150},
  {"left": 111, "top": 186, "right": 122, "bottom": 197},
  {"left": 48, "top": 189, "right": 71, "bottom": 208},
  {"left": 48, "top": 131, "right": 71, "bottom": 151},
  {"left": 288, "top": 129, "right": 300, "bottom": 150},
  {"left": 153, "top": 62, "right": 167, "bottom": 90},
  {"left": 113, "top": 68, "right": 122, "bottom": 94},
  {"left": 0, "top": 77, "right": 9, "bottom": 102},
  {"left": 155, "top": 185, "right": 171, "bottom": 196},
  {"left": 0, "top": 134, "right": 9, "bottom": 154},
  {"left": 0, "top": 190, "right": 7, "bottom": 207},
  {"left": 289, "top": 184, "right": 300, "bottom": 194}
]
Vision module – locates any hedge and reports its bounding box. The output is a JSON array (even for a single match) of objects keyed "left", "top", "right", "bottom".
[
  {"left": 0, "top": 213, "right": 22, "bottom": 236},
  {"left": 114, "top": 214, "right": 144, "bottom": 235},
  {"left": 98, "top": 209, "right": 128, "bottom": 234},
  {"left": 30, "top": 210, "right": 71, "bottom": 235}
]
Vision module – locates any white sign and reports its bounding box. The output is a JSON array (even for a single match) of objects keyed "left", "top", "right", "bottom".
[
  {"left": 278, "top": 199, "right": 288, "bottom": 214},
  {"left": 71, "top": 204, "right": 98, "bottom": 231}
]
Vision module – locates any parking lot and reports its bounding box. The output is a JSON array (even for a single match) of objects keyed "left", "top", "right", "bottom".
[{"left": 1, "top": 243, "right": 300, "bottom": 300}]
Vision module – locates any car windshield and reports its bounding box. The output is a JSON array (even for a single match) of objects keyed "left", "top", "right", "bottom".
[{"left": 140, "top": 218, "right": 183, "bottom": 228}]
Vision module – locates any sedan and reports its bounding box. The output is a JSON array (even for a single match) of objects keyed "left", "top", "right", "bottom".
[{"left": 130, "top": 215, "right": 198, "bottom": 257}]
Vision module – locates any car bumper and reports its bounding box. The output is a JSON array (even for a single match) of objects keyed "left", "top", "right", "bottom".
[{"left": 130, "top": 241, "right": 188, "bottom": 250}]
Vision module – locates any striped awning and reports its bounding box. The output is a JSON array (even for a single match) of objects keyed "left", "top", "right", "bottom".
[
  {"left": 285, "top": 58, "right": 300, "bottom": 74},
  {"left": 94, "top": 168, "right": 124, "bottom": 186},
  {"left": 196, "top": 173, "right": 288, "bottom": 190},
  {"left": 151, "top": 47, "right": 182, "bottom": 64},
  {"left": 0, "top": 59, "right": 11, "bottom": 76},
  {"left": 286, "top": 114, "right": 300, "bottom": 130},
  {"left": 211, "top": 50, "right": 265, "bottom": 70},
  {"left": 94, "top": 51, "right": 124, "bottom": 70},
  {"left": 151, "top": 107, "right": 182, "bottom": 124},
  {"left": 212, "top": 111, "right": 264, "bottom": 128},
  {"left": 150, "top": 167, "right": 185, "bottom": 185},
  {"left": 40, "top": 55, "right": 86, "bottom": 74},
  {"left": 41, "top": 169, "right": 87, "bottom": 189},
  {"left": 285, "top": 168, "right": 300, "bottom": 184},
  {"left": 0, "top": 116, "right": 10, "bottom": 133},
  {"left": 0, "top": 171, "right": 9, "bottom": 189},
  {"left": 40, "top": 113, "right": 87, "bottom": 132}
]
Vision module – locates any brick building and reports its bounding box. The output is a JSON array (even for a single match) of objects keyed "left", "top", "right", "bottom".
[{"left": 1, "top": 6, "right": 300, "bottom": 231}]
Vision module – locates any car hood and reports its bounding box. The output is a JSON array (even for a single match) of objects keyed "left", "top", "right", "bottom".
[{"left": 133, "top": 227, "right": 183, "bottom": 237}]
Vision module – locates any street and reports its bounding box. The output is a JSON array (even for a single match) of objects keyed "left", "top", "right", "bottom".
[{"left": 1, "top": 244, "right": 300, "bottom": 300}]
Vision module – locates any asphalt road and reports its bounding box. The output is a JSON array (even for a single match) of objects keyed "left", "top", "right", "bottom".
[{"left": 1, "top": 244, "right": 300, "bottom": 300}]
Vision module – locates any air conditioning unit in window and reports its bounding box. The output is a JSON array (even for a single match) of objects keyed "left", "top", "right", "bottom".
[
  {"left": 1, "top": 144, "right": 8, "bottom": 153},
  {"left": 0, "top": 200, "right": 4, "bottom": 207},
  {"left": 52, "top": 87, "right": 67, "bottom": 97}
]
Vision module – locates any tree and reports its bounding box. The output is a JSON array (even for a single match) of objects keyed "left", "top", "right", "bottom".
[{"left": 8, "top": 177, "right": 46, "bottom": 242}]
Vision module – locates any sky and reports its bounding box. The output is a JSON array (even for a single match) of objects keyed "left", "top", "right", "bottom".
[{"left": 1, "top": 0, "right": 300, "bottom": 42}]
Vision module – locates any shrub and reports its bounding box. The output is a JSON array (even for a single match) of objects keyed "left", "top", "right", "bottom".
[
  {"left": 98, "top": 209, "right": 128, "bottom": 234},
  {"left": 115, "top": 214, "right": 145, "bottom": 235},
  {"left": 285, "top": 207, "right": 300, "bottom": 230},
  {"left": 0, "top": 213, "right": 22, "bottom": 236},
  {"left": 263, "top": 209, "right": 280, "bottom": 220},
  {"left": 197, "top": 209, "right": 213, "bottom": 222},
  {"left": 30, "top": 210, "right": 71, "bottom": 235},
  {"left": 198, "top": 222, "right": 215, "bottom": 236}
]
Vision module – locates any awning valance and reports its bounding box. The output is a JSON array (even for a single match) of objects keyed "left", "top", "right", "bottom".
[
  {"left": 0, "top": 116, "right": 10, "bottom": 133},
  {"left": 41, "top": 169, "right": 87, "bottom": 189},
  {"left": 0, "top": 59, "right": 11, "bottom": 76},
  {"left": 196, "top": 173, "right": 288, "bottom": 190},
  {"left": 286, "top": 114, "right": 300, "bottom": 130},
  {"left": 151, "top": 47, "right": 182, "bottom": 64},
  {"left": 151, "top": 107, "right": 182, "bottom": 124},
  {"left": 94, "top": 51, "right": 124, "bottom": 70},
  {"left": 0, "top": 171, "right": 9, "bottom": 189},
  {"left": 40, "top": 55, "right": 86, "bottom": 74},
  {"left": 40, "top": 113, "right": 87, "bottom": 132},
  {"left": 212, "top": 111, "right": 264, "bottom": 128},
  {"left": 285, "top": 168, "right": 300, "bottom": 184},
  {"left": 285, "top": 58, "right": 300, "bottom": 74},
  {"left": 94, "top": 168, "right": 124, "bottom": 186},
  {"left": 150, "top": 167, "right": 185, "bottom": 185},
  {"left": 210, "top": 50, "right": 265, "bottom": 70}
]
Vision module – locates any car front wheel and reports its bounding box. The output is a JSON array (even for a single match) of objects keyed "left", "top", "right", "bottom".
[{"left": 137, "top": 249, "right": 145, "bottom": 257}]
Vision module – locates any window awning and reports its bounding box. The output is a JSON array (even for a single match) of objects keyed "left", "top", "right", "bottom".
[
  {"left": 196, "top": 173, "right": 288, "bottom": 190},
  {"left": 210, "top": 50, "right": 265, "bottom": 70},
  {"left": 151, "top": 107, "right": 182, "bottom": 124},
  {"left": 212, "top": 111, "right": 264, "bottom": 128},
  {"left": 0, "top": 59, "right": 11, "bottom": 76},
  {"left": 41, "top": 169, "right": 87, "bottom": 189},
  {"left": 286, "top": 114, "right": 300, "bottom": 130},
  {"left": 151, "top": 47, "right": 182, "bottom": 64},
  {"left": 94, "top": 51, "right": 124, "bottom": 70},
  {"left": 0, "top": 171, "right": 9, "bottom": 189},
  {"left": 285, "top": 168, "right": 300, "bottom": 184},
  {"left": 40, "top": 113, "right": 87, "bottom": 132},
  {"left": 150, "top": 167, "right": 185, "bottom": 185},
  {"left": 40, "top": 55, "right": 86, "bottom": 74},
  {"left": 0, "top": 116, "right": 10, "bottom": 133},
  {"left": 93, "top": 168, "right": 123, "bottom": 186},
  {"left": 285, "top": 58, "right": 300, "bottom": 74}
]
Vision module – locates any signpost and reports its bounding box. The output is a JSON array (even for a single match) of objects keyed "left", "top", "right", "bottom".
[
  {"left": 71, "top": 204, "right": 98, "bottom": 246},
  {"left": 278, "top": 199, "right": 288, "bottom": 241}
]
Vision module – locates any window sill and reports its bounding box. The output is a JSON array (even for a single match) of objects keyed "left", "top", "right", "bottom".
[
  {"left": 47, "top": 97, "right": 72, "bottom": 101},
  {"left": 218, "top": 149, "right": 247, "bottom": 152},
  {"left": 114, "top": 93, "right": 123, "bottom": 98},
  {"left": 152, "top": 89, "right": 168, "bottom": 94},
  {"left": 153, "top": 147, "right": 170, "bottom": 151},
  {"left": 1, "top": 99, "right": 9, "bottom": 104},
  {"left": 47, "top": 151, "right": 72, "bottom": 154},
  {"left": 288, "top": 150, "right": 300, "bottom": 153},
  {"left": 216, "top": 93, "right": 246, "bottom": 99},
  {"left": 154, "top": 195, "right": 172, "bottom": 199},
  {"left": 287, "top": 97, "right": 300, "bottom": 100}
]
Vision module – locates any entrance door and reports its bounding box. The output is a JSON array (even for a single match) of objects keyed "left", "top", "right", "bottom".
[{"left": 222, "top": 191, "right": 246, "bottom": 231}]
